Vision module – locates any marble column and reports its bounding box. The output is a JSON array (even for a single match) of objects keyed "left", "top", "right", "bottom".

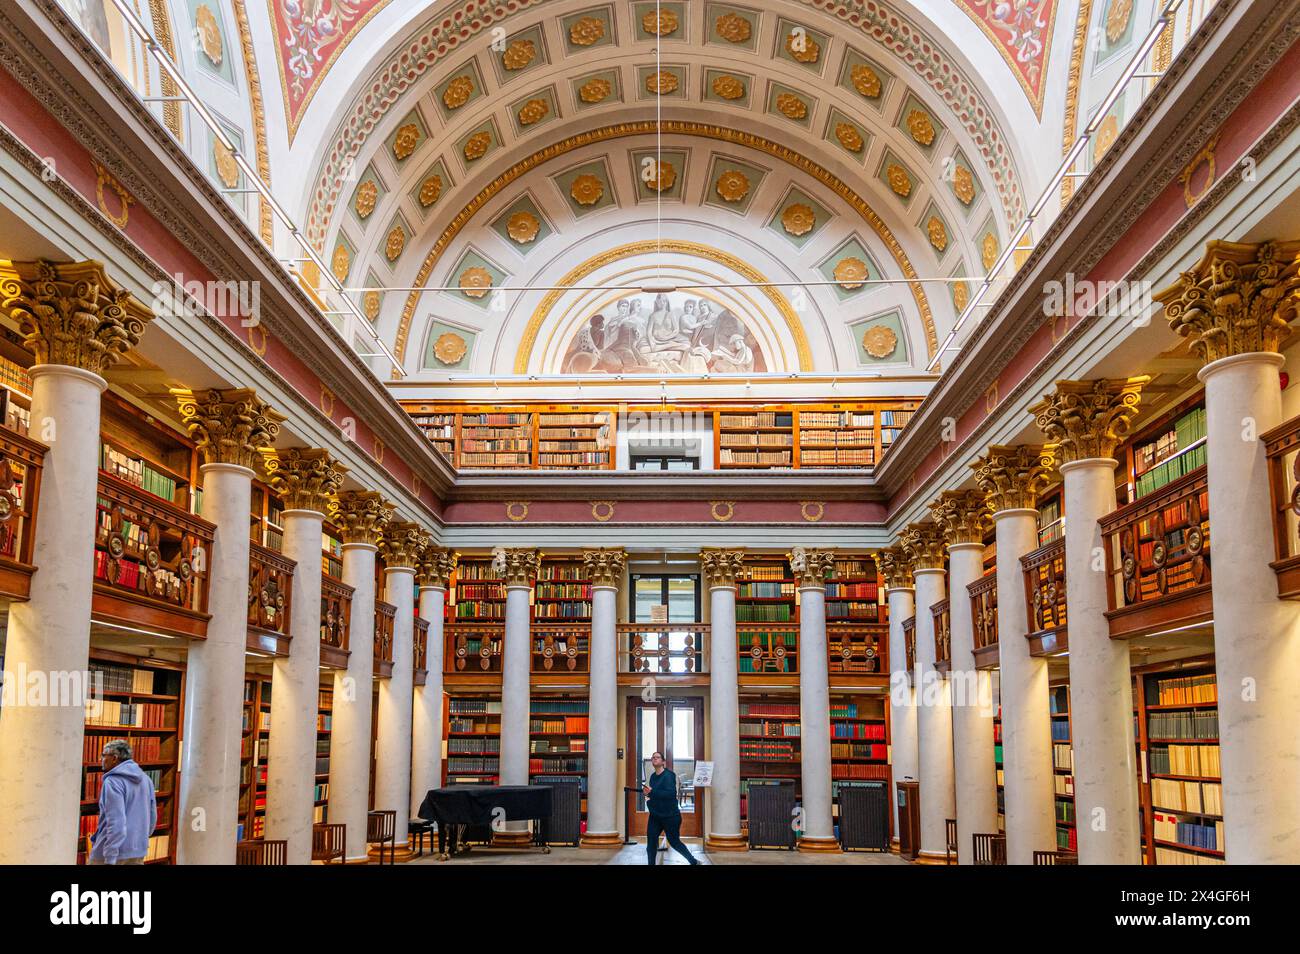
[
  {"left": 1157, "top": 241, "right": 1300, "bottom": 863},
  {"left": 931, "top": 490, "right": 998, "bottom": 864},
  {"left": 901, "top": 522, "right": 953, "bottom": 863},
  {"left": 264, "top": 448, "right": 345, "bottom": 864},
  {"left": 412, "top": 547, "right": 455, "bottom": 820},
  {"left": 0, "top": 260, "right": 151, "bottom": 864},
  {"left": 973, "top": 444, "right": 1058, "bottom": 864},
  {"left": 496, "top": 547, "right": 541, "bottom": 845},
  {"left": 1033, "top": 378, "right": 1148, "bottom": 864},
  {"left": 376, "top": 522, "right": 423, "bottom": 850},
  {"left": 791, "top": 547, "right": 837, "bottom": 851},
  {"left": 877, "top": 546, "right": 916, "bottom": 848},
  {"left": 580, "top": 548, "right": 627, "bottom": 846},
  {"left": 328, "top": 491, "right": 392, "bottom": 860},
  {"left": 174, "top": 389, "right": 283, "bottom": 863},
  {"left": 702, "top": 548, "right": 747, "bottom": 851}
]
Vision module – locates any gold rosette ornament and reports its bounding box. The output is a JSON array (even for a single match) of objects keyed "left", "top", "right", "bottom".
[
  {"left": 433, "top": 332, "right": 468, "bottom": 365},
  {"left": 781, "top": 203, "right": 816, "bottom": 236},
  {"left": 835, "top": 122, "right": 864, "bottom": 152},
  {"left": 906, "top": 109, "right": 936, "bottom": 146},
  {"left": 953, "top": 281, "right": 969, "bottom": 312},
  {"left": 569, "top": 16, "right": 605, "bottom": 46},
  {"left": 851, "top": 64, "right": 881, "bottom": 97},
  {"left": 214, "top": 140, "right": 239, "bottom": 188},
  {"left": 353, "top": 179, "right": 377, "bottom": 218},
  {"left": 579, "top": 77, "right": 612, "bottom": 103},
  {"left": 196, "top": 5, "right": 223, "bottom": 66},
  {"left": 385, "top": 225, "right": 405, "bottom": 261},
  {"left": 393, "top": 123, "right": 420, "bottom": 159},
  {"left": 1106, "top": 0, "right": 1133, "bottom": 44},
  {"left": 715, "top": 12, "right": 751, "bottom": 43},
  {"left": 886, "top": 163, "right": 911, "bottom": 197},
  {"left": 442, "top": 75, "right": 475, "bottom": 109},
  {"left": 833, "top": 257, "right": 868, "bottom": 290},
  {"left": 981, "top": 232, "right": 999, "bottom": 270},
  {"left": 775, "top": 93, "right": 807, "bottom": 120},
  {"left": 570, "top": 173, "right": 605, "bottom": 206},
  {"left": 953, "top": 165, "right": 975, "bottom": 205},
  {"left": 419, "top": 174, "right": 443, "bottom": 207},
  {"left": 643, "top": 9, "right": 678, "bottom": 36},
  {"left": 518, "top": 98, "right": 549, "bottom": 126},
  {"left": 927, "top": 216, "right": 948, "bottom": 252},
  {"left": 459, "top": 267, "right": 493, "bottom": 298},
  {"left": 331, "top": 243, "right": 350, "bottom": 282},
  {"left": 463, "top": 130, "right": 492, "bottom": 161},
  {"left": 506, "top": 210, "right": 541, "bottom": 243},
  {"left": 645, "top": 161, "right": 676, "bottom": 193},
  {"left": 785, "top": 31, "right": 820, "bottom": 63},
  {"left": 502, "top": 38, "right": 536, "bottom": 70},
  {"left": 646, "top": 71, "right": 678, "bottom": 95},
  {"left": 715, "top": 170, "right": 750, "bottom": 203},
  {"left": 862, "top": 324, "right": 898, "bottom": 359},
  {"left": 712, "top": 74, "right": 745, "bottom": 100},
  {"left": 363, "top": 290, "right": 381, "bottom": 320}
]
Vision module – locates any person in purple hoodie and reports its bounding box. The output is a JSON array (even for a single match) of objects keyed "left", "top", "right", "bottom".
[{"left": 89, "top": 739, "right": 156, "bottom": 865}]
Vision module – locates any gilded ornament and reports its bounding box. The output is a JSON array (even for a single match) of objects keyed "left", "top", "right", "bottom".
[
  {"left": 981, "top": 232, "right": 999, "bottom": 270},
  {"left": 459, "top": 266, "right": 493, "bottom": 298},
  {"left": 518, "top": 97, "right": 550, "bottom": 126},
  {"left": 385, "top": 225, "right": 405, "bottom": 261},
  {"left": 785, "top": 31, "right": 820, "bottom": 63},
  {"left": 861, "top": 324, "right": 898, "bottom": 359},
  {"left": 905, "top": 109, "right": 936, "bottom": 146},
  {"left": 645, "top": 161, "right": 676, "bottom": 193},
  {"left": 570, "top": 173, "right": 605, "bottom": 205},
  {"left": 353, "top": 179, "right": 377, "bottom": 218},
  {"left": 363, "top": 290, "right": 381, "bottom": 320},
  {"left": 953, "top": 164, "right": 976, "bottom": 205},
  {"left": 214, "top": 139, "right": 239, "bottom": 188},
  {"left": 502, "top": 38, "right": 537, "bottom": 70},
  {"left": 833, "top": 257, "right": 869, "bottom": 289},
  {"left": 886, "top": 163, "right": 912, "bottom": 197},
  {"left": 1094, "top": 114, "right": 1119, "bottom": 162},
  {"left": 953, "top": 281, "right": 969, "bottom": 312},
  {"left": 579, "top": 77, "right": 612, "bottom": 103},
  {"left": 643, "top": 9, "right": 678, "bottom": 36},
  {"left": 442, "top": 74, "right": 475, "bottom": 109},
  {"left": 569, "top": 15, "right": 605, "bottom": 46},
  {"left": 715, "top": 169, "right": 750, "bottom": 203},
  {"left": 506, "top": 210, "right": 541, "bottom": 243},
  {"left": 93, "top": 163, "right": 133, "bottom": 227},
  {"left": 195, "top": 5, "right": 223, "bottom": 66},
  {"left": 433, "top": 331, "right": 468, "bottom": 365},
  {"left": 850, "top": 63, "right": 881, "bottom": 97},
  {"left": 711, "top": 74, "right": 745, "bottom": 100},
  {"left": 1105, "top": 0, "right": 1134, "bottom": 43},
  {"left": 927, "top": 216, "right": 948, "bottom": 252},
  {"left": 775, "top": 92, "right": 808, "bottom": 120},
  {"left": 715, "top": 12, "right": 752, "bottom": 43},
  {"left": 331, "top": 242, "right": 350, "bottom": 281},
  {"left": 393, "top": 122, "right": 420, "bottom": 160},
  {"left": 781, "top": 202, "right": 816, "bottom": 237},
  {"left": 835, "top": 122, "right": 864, "bottom": 152},
  {"left": 464, "top": 130, "right": 492, "bottom": 161},
  {"left": 418, "top": 173, "right": 443, "bottom": 207},
  {"left": 646, "top": 71, "right": 678, "bottom": 95}
]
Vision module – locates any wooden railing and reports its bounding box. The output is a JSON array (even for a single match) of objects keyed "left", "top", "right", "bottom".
[
  {"left": 531, "top": 622, "right": 589, "bottom": 673},
  {"left": 1022, "top": 537, "right": 1067, "bottom": 655},
  {"left": 1264, "top": 413, "right": 1300, "bottom": 598},
  {"left": 247, "top": 541, "right": 294, "bottom": 655},
  {"left": 374, "top": 600, "right": 396, "bottom": 677},
  {"left": 968, "top": 573, "right": 999, "bottom": 669},
  {"left": 617, "top": 622, "right": 708, "bottom": 674},
  {"left": 0, "top": 425, "right": 45, "bottom": 600},
  {"left": 319, "top": 575, "right": 353, "bottom": 668},
  {"left": 446, "top": 623, "right": 504, "bottom": 673},
  {"left": 413, "top": 617, "right": 430, "bottom": 683},
  {"left": 902, "top": 615, "right": 916, "bottom": 674},
  {"left": 92, "top": 471, "right": 213, "bottom": 638},
  {"left": 1100, "top": 466, "right": 1212, "bottom": 639},
  {"left": 827, "top": 623, "right": 886, "bottom": 674},
  {"left": 737, "top": 622, "right": 798, "bottom": 674},
  {"left": 930, "top": 599, "right": 951, "bottom": 671}
]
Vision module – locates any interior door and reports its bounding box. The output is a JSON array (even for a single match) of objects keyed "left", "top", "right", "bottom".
[{"left": 625, "top": 696, "right": 705, "bottom": 837}]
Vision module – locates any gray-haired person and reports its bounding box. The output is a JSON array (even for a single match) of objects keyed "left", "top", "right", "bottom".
[{"left": 89, "top": 740, "right": 156, "bottom": 865}]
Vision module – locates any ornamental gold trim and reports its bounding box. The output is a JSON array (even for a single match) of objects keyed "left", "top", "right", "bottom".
[
  {"left": 800, "top": 501, "right": 825, "bottom": 522},
  {"left": 505, "top": 500, "right": 530, "bottom": 522},
  {"left": 443, "top": 74, "right": 475, "bottom": 109},
  {"left": 591, "top": 500, "right": 615, "bottom": 522},
  {"left": 710, "top": 500, "right": 735, "bottom": 522},
  {"left": 94, "top": 162, "right": 133, "bottom": 228},
  {"left": 502, "top": 38, "right": 537, "bottom": 70}
]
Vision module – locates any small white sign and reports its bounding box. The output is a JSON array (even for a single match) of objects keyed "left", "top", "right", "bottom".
[
  {"left": 693, "top": 761, "right": 714, "bottom": 788},
  {"left": 650, "top": 604, "right": 668, "bottom": 623}
]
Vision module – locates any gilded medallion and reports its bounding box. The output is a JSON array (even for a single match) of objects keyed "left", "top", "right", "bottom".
[
  {"left": 905, "top": 109, "right": 936, "bottom": 146},
  {"left": 502, "top": 38, "right": 537, "bottom": 70},
  {"left": 981, "top": 232, "right": 998, "bottom": 270},
  {"left": 775, "top": 92, "right": 808, "bottom": 120},
  {"left": 393, "top": 123, "right": 420, "bottom": 160},
  {"left": 385, "top": 225, "right": 405, "bottom": 261},
  {"left": 927, "top": 216, "right": 947, "bottom": 252},
  {"left": 195, "top": 5, "right": 223, "bottom": 66},
  {"left": 646, "top": 71, "right": 679, "bottom": 95},
  {"left": 570, "top": 173, "right": 605, "bottom": 205},
  {"left": 1105, "top": 0, "right": 1134, "bottom": 44},
  {"left": 715, "top": 169, "right": 750, "bottom": 203},
  {"left": 463, "top": 130, "right": 492, "bottom": 161},
  {"left": 419, "top": 174, "right": 443, "bottom": 207},
  {"left": 459, "top": 267, "right": 493, "bottom": 298},
  {"left": 953, "top": 165, "right": 976, "bottom": 205},
  {"left": 953, "top": 281, "right": 969, "bottom": 312},
  {"left": 579, "top": 77, "right": 612, "bottom": 103},
  {"left": 213, "top": 140, "right": 239, "bottom": 188},
  {"left": 433, "top": 331, "right": 468, "bottom": 365},
  {"left": 569, "top": 16, "right": 605, "bottom": 46},
  {"left": 645, "top": 161, "right": 676, "bottom": 193},
  {"left": 835, "top": 122, "right": 864, "bottom": 152},
  {"left": 442, "top": 74, "right": 475, "bottom": 109},
  {"left": 886, "top": 163, "right": 911, "bottom": 197},
  {"left": 1094, "top": 114, "right": 1119, "bottom": 162},
  {"left": 833, "top": 257, "right": 869, "bottom": 289},
  {"left": 331, "top": 243, "right": 350, "bottom": 282},
  {"left": 518, "top": 97, "right": 550, "bottom": 126},
  {"left": 506, "top": 210, "right": 541, "bottom": 243},
  {"left": 781, "top": 203, "right": 816, "bottom": 237},
  {"left": 861, "top": 324, "right": 898, "bottom": 359},
  {"left": 353, "top": 179, "right": 377, "bottom": 219},
  {"left": 850, "top": 63, "right": 881, "bottom": 98},
  {"left": 364, "top": 290, "right": 381, "bottom": 321},
  {"left": 785, "top": 31, "right": 820, "bottom": 63},
  {"left": 712, "top": 74, "right": 746, "bottom": 100},
  {"left": 643, "top": 9, "right": 678, "bottom": 36},
  {"left": 715, "top": 12, "right": 752, "bottom": 43}
]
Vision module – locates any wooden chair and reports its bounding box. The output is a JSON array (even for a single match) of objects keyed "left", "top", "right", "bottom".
[
  {"left": 236, "top": 839, "right": 287, "bottom": 865},
  {"left": 972, "top": 832, "right": 1007, "bottom": 865},
  {"left": 311, "top": 823, "right": 346, "bottom": 864},
  {"left": 367, "top": 810, "right": 397, "bottom": 864},
  {"left": 944, "top": 818, "right": 958, "bottom": 865},
  {"left": 1033, "top": 849, "right": 1079, "bottom": 865},
  {"left": 408, "top": 817, "right": 434, "bottom": 858}
]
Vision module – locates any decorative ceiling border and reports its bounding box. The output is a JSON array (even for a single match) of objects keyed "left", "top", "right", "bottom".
[
  {"left": 515, "top": 239, "right": 813, "bottom": 374},
  {"left": 232, "top": 0, "right": 272, "bottom": 243},
  {"left": 1058, "top": 0, "right": 1095, "bottom": 206},
  {"left": 303, "top": 0, "right": 1026, "bottom": 249},
  {"left": 391, "top": 120, "right": 939, "bottom": 371}
]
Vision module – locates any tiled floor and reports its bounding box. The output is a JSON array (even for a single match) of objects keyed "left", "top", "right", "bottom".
[{"left": 407, "top": 838, "right": 908, "bottom": 865}]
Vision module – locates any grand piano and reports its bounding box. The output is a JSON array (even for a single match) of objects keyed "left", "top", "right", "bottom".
[{"left": 418, "top": 785, "right": 554, "bottom": 860}]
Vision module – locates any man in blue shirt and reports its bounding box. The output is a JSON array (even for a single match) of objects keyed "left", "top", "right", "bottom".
[
  {"left": 90, "top": 739, "right": 156, "bottom": 865},
  {"left": 642, "top": 751, "right": 700, "bottom": 865}
]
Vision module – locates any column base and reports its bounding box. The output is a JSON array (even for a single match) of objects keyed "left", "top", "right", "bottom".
[
  {"left": 889, "top": 838, "right": 900, "bottom": 853},
  {"left": 579, "top": 831, "right": 623, "bottom": 848},
  {"left": 491, "top": 830, "right": 537, "bottom": 849},
  {"left": 704, "top": 833, "right": 748, "bottom": 852},
  {"left": 367, "top": 838, "right": 418, "bottom": 863},
  {"left": 913, "top": 850, "right": 951, "bottom": 865},
  {"left": 796, "top": 835, "right": 840, "bottom": 853}
]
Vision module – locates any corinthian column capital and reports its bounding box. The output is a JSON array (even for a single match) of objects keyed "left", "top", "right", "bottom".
[
  {"left": 583, "top": 548, "right": 627, "bottom": 588},
  {"left": 1155, "top": 239, "right": 1300, "bottom": 364},
  {"left": 381, "top": 522, "right": 425, "bottom": 570},
  {"left": 418, "top": 548, "right": 457, "bottom": 589},
  {"left": 788, "top": 547, "right": 836, "bottom": 589},
  {"left": 875, "top": 544, "right": 913, "bottom": 589},
  {"left": 930, "top": 490, "right": 991, "bottom": 547},
  {"left": 333, "top": 491, "right": 393, "bottom": 546},
  {"left": 899, "top": 522, "right": 946, "bottom": 572},
  {"left": 700, "top": 548, "right": 746, "bottom": 589},
  {"left": 1029, "top": 377, "right": 1149, "bottom": 464},
  {"left": 0, "top": 259, "right": 153, "bottom": 374},
  {"left": 173, "top": 388, "right": 285, "bottom": 469},
  {"left": 264, "top": 447, "right": 347, "bottom": 514},
  {"left": 493, "top": 547, "right": 542, "bottom": 587},
  {"left": 970, "top": 444, "right": 1056, "bottom": 514}
]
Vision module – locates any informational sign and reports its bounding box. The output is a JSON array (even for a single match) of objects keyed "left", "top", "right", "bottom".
[
  {"left": 693, "top": 761, "right": 714, "bottom": 788},
  {"left": 649, "top": 604, "right": 669, "bottom": 623}
]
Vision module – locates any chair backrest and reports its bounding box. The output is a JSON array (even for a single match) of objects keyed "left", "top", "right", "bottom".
[
  {"left": 238, "top": 839, "right": 288, "bottom": 865},
  {"left": 367, "top": 809, "right": 396, "bottom": 841},
  {"left": 1033, "top": 849, "right": 1078, "bottom": 865},
  {"left": 311, "top": 823, "right": 346, "bottom": 861},
  {"left": 945, "top": 818, "right": 957, "bottom": 850},
  {"left": 972, "top": 832, "right": 1008, "bottom": 865}
]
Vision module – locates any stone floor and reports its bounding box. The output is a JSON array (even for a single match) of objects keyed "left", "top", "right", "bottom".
[{"left": 407, "top": 837, "right": 909, "bottom": 865}]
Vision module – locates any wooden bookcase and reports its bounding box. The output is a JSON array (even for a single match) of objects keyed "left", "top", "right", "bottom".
[
  {"left": 826, "top": 556, "right": 883, "bottom": 623},
  {"left": 459, "top": 410, "right": 533, "bottom": 468},
  {"left": 1037, "top": 488, "right": 1064, "bottom": 546},
  {"left": 994, "top": 700, "right": 1004, "bottom": 832},
  {"left": 241, "top": 673, "right": 273, "bottom": 839},
  {"left": 315, "top": 680, "right": 332, "bottom": 823},
  {"left": 737, "top": 557, "right": 796, "bottom": 624},
  {"left": 738, "top": 694, "right": 801, "bottom": 827},
  {"left": 529, "top": 694, "right": 589, "bottom": 825},
  {"left": 829, "top": 693, "right": 889, "bottom": 820},
  {"left": 717, "top": 406, "right": 795, "bottom": 469},
  {"left": 879, "top": 404, "right": 919, "bottom": 453},
  {"left": 797, "top": 406, "right": 877, "bottom": 467},
  {"left": 98, "top": 396, "right": 197, "bottom": 512},
  {"left": 534, "top": 558, "right": 592, "bottom": 622},
  {"left": 445, "top": 695, "right": 502, "bottom": 782},
  {"left": 536, "top": 409, "right": 614, "bottom": 469},
  {"left": 0, "top": 338, "right": 33, "bottom": 435},
  {"left": 1050, "top": 683, "right": 1076, "bottom": 852},
  {"left": 81, "top": 651, "right": 184, "bottom": 864},
  {"left": 451, "top": 558, "right": 505, "bottom": 622}
]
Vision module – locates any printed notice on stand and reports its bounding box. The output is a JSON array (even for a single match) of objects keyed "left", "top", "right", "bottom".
[{"left": 693, "top": 761, "right": 714, "bottom": 788}]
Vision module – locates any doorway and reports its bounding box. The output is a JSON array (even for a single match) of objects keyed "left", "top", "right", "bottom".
[{"left": 625, "top": 696, "right": 705, "bottom": 836}]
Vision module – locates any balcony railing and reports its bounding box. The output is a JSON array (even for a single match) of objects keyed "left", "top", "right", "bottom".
[
  {"left": 247, "top": 541, "right": 294, "bottom": 655},
  {"left": 902, "top": 615, "right": 916, "bottom": 674},
  {"left": 1101, "top": 466, "right": 1212, "bottom": 639},
  {"left": 1264, "top": 413, "right": 1300, "bottom": 598},
  {"left": 930, "top": 599, "right": 951, "bottom": 672},
  {"left": 320, "top": 575, "right": 353, "bottom": 668},
  {"left": 827, "top": 623, "right": 886, "bottom": 675},
  {"left": 737, "top": 622, "right": 798, "bottom": 675},
  {"left": 93, "top": 471, "right": 213, "bottom": 638},
  {"left": 618, "top": 623, "right": 708, "bottom": 674},
  {"left": 374, "top": 600, "right": 396, "bottom": 677},
  {"left": 414, "top": 617, "right": 430, "bottom": 683},
  {"left": 0, "top": 425, "right": 45, "bottom": 600},
  {"left": 532, "top": 623, "right": 589, "bottom": 673},
  {"left": 968, "top": 573, "right": 999, "bottom": 669},
  {"left": 1022, "top": 537, "right": 1067, "bottom": 656},
  {"left": 446, "top": 623, "right": 504, "bottom": 673}
]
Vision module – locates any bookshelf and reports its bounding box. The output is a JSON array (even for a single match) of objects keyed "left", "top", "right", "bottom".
[
  {"left": 408, "top": 409, "right": 456, "bottom": 461},
  {"left": 240, "top": 673, "right": 273, "bottom": 839},
  {"left": 797, "top": 407, "right": 876, "bottom": 467},
  {"left": 530, "top": 695, "right": 589, "bottom": 827},
  {"left": 315, "top": 680, "right": 332, "bottom": 823},
  {"left": 826, "top": 556, "right": 882, "bottom": 623},
  {"left": 737, "top": 558, "right": 796, "bottom": 624},
  {"left": 451, "top": 558, "right": 505, "bottom": 622},
  {"left": 717, "top": 407, "right": 794, "bottom": 469},
  {"left": 459, "top": 411, "right": 533, "bottom": 469},
  {"left": 0, "top": 345, "right": 32, "bottom": 435},
  {"left": 738, "top": 695, "right": 801, "bottom": 828},
  {"left": 81, "top": 652, "right": 183, "bottom": 864},
  {"left": 248, "top": 483, "right": 286, "bottom": 553},
  {"left": 830, "top": 694, "right": 889, "bottom": 821},
  {"left": 1037, "top": 489, "right": 1064, "bottom": 546},
  {"left": 445, "top": 695, "right": 502, "bottom": 782},
  {"left": 321, "top": 525, "right": 343, "bottom": 580},
  {"left": 879, "top": 405, "right": 918, "bottom": 455},
  {"left": 1050, "top": 684, "right": 1076, "bottom": 852},
  {"left": 534, "top": 558, "right": 592, "bottom": 622},
  {"left": 536, "top": 410, "right": 613, "bottom": 469},
  {"left": 97, "top": 398, "right": 196, "bottom": 512},
  {"left": 994, "top": 700, "right": 1004, "bottom": 832}
]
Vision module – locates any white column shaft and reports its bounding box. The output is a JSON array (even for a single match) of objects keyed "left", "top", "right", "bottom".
[
  {"left": 887, "top": 586, "right": 917, "bottom": 842},
  {"left": 329, "top": 543, "right": 376, "bottom": 861},
  {"left": 376, "top": 566, "right": 415, "bottom": 844},
  {"left": 914, "top": 568, "right": 954, "bottom": 859},
  {"left": 798, "top": 586, "right": 833, "bottom": 842},
  {"left": 586, "top": 585, "right": 619, "bottom": 836},
  {"left": 708, "top": 585, "right": 741, "bottom": 839},
  {"left": 500, "top": 585, "right": 532, "bottom": 787},
  {"left": 411, "top": 585, "right": 446, "bottom": 818}
]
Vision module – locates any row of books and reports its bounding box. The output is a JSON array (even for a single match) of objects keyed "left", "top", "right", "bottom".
[
  {"left": 826, "top": 601, "right": 880, "bottom": 619},
  {"left": 1051, "top": 720, "right": 1071, "bottom": 742},
  {"left": 539, "top": 413, "right": 610, "bottom": 427},
  {"left": 1151, "top": 778, "right": 1223, "bottom": 815},
  {"left": 83, "top": 767, "right": 164, "bottom": 800},
  {"left": 1056, "top": 799, "right": 1076, "bottom": 825},
  {"left": 720, "top": 432, "right": 794, "bottom": 448},
  {"left": 313, "top": 757, "right": 328, "bottom": 775},
  {"left": 538, "top": 453, "right": 609, "bottom": 466},
  {"left": 448, "top": 757, "right": 499, "bottom": 773},
  {"left": 317, "top": 713, "right": 332, "bottom": 731},
  {"left": 463, "top": 413, "right": 530, "bottom": 426},
  {"left": 313, "top": 782, "right": 329, "bottom": 802},
  {"left": 1053, "top": 743, "right": 1073, "bottom": 771},
  {"left": 740, "top": 719, "right": 801, "bottom": 737},
  {"left": 460, "top": 439, "right": 531, "bottom": 452},
  {"left": 531, "top": 716, "right": 589, "bottom": 733},
  {"left": 800, "top": 411, "right": 875, "bottom": 428},
  {"left": 736, "top": 605, "right": 794, "bottom": 622},
  {"left": 748, "top": 565, "right": 788, "bottom": 582},
  {"left": 832, "top": 763, "right": 890, "bottom": 780},
  {"left": 538, "top": 430, "right": 606, "bottom": 443},
  {"left": 739, "top": 701, "right": 798, "bottom": 717},
  {"left": 1056, "top": 827, "right": 1078, "bottom": 851},
  {"left": 738, "top": 581, "right": 794, "bottom": 598},
  {"left": 719, "top": 412, "right": 792, "bottom": 428},
  {"left": 88, "top": 664, "right": 159, "bottom": 695},
  {"left": 720, "top": 449, "right": 792, "bottom": 466},
  {"left": 831, "top": 721, "right": 886, "bottom": 740},
  {"left": 1147, "top": 709, "right": 1218, "bottom": 739},
  {"left": 825, "top": 581, "right": 879, "bottom": 598},
  {"left": 739, "top": 657, "right": 793, "bottom": 673},
  {"left": 1154, "top": 845, "right": 1223, "bottom": 865},
  {"left": 448, "top": 719, "right": 496, "bottom": 734},
  {"left": 802, "top": 448, "right": 878, "bottom": 466},
  {"left": 449, "top": 737, "right": 499, "bottom": 754},
  {"left": 740, "top": 740, "right": 798, "bottom": 760},
  {"left": 831, "top": 742, "right": 886, "bottom": 760},
  {"left": 528, "top": 757, "right": 585, "bottom": 773},
  {"left": 83, "top": 734, "right": 163, "bottom": 763},
  {"left": 100, "top": 443, "right": 181, "bottom": 503},
  {"left": 530, "top": 739, "right": 586, "bottom": 753},
  {"left": 531, "top": 700, "right": 589, "bottom": 714},
  {"left": 537, "top": 564, "right": 588, "bottom": 581},
  {"left": 1154, "top": 812, "right": 1223, "bottom": 851},
  {"left": 1055, "top": 774, "right": 1074, "bottom": 796},
  {"left": 1136, "top": 441, "right": 1207, "bottom": 498},
  {"left": 455, "top": 583, "right": 504, "bottom": 599},
  {"left": 1150, "top": 743, "right": 1221, "bottom": 778},
  {"left": 799, "top": 428, "right": 873, "bottom": 446},
  {"left": 535, "top": 583, "right": 592, "bottom": 599},
  {"left": 1147, "top": 673, "right": 1217, "bottom": 706},
  {"left": 85, "top": 699, "right": 170, "bottom": 728},
  {"left": 450, "top": 698, "right": 502, "bottom": 715},
  {"left": 533, "top": 602, "right": 591, "bottom": 619},
  {"left": 460, "top": 452, "right": 531, "bottom": 467},
  {"left": 455, "top": 564, "right": 501, "bottom": 582},
  {"left": 455, "top": 602, "right": 506, "bottom": 619},
  {"left": 0, "top": 354, "right": 32, "bottom": 393}
]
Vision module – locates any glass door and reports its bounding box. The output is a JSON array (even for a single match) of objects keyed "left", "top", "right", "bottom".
[{"left": 625, "top": 696, "right": 705, "bottom": 837}]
